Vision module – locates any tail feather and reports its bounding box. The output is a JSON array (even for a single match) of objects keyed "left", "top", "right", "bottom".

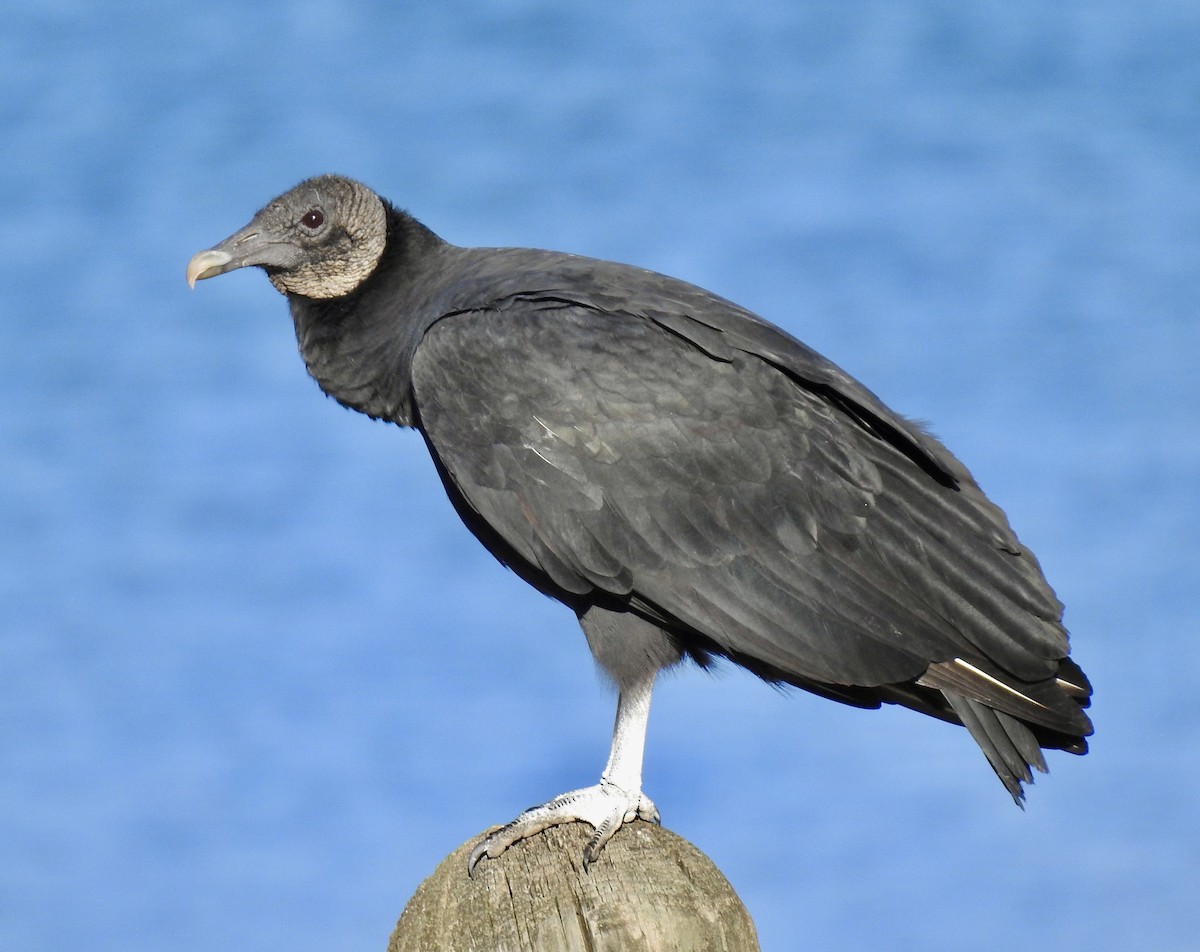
[
  {"left": 944, "top": 692, "right": 1046, "bottom": 802},
  {"left": 917, "top": 657, "right": 1094, "bottom": 739}
]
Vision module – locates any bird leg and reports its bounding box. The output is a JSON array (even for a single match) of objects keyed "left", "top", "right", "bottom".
[{"left": 467, "top": 671, "right": 659, "bottom": 874}]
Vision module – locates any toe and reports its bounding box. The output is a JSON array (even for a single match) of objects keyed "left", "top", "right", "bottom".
[{"left": 467, "top": 783, "right": 657, "bottom": 873}]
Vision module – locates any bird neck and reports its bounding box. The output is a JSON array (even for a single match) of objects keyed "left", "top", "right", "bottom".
[{"left": 287, "top": 207, "right": 447, "bottom": 427}]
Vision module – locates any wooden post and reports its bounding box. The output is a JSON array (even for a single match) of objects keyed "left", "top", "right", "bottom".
[{"left": 388, "top": 821, "right": 761, "bottom": 951}]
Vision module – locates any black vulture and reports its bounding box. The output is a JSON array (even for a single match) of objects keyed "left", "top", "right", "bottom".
[{"left": 187, "top": 175, "right": 1092, "bottom": 870}]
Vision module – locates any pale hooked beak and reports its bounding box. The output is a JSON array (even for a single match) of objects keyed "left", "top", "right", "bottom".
[
  {"left": 186, "top": 220, "right": 286, "bottom": 288},
  {"left": 186, "top": 248, "right": 235, "bottom": 288}
]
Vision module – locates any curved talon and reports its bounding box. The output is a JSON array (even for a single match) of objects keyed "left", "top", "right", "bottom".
[
  {"left": 467, "top": 831, "right": 505, "bottom": 876},
  {"left": 583, "top": 817, "right": 621, "bottom": 870}
]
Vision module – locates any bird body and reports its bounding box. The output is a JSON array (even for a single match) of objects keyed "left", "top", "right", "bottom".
[{"left": 188, "top": 175, "right": 1091, "bottom": 867}]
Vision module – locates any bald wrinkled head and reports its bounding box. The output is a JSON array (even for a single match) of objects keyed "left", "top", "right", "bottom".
[{"left": 187, "top": 175, "right": 387, "bottom": 299}]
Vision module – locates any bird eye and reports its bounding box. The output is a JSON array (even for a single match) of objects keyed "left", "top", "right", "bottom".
[{"left": 301, "top": 209, "right": 325, "bottom": 229}]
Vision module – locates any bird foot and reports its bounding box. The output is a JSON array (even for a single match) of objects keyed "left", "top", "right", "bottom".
[{"left": 467, "top": 780, "right": 659, "bottom": 874}]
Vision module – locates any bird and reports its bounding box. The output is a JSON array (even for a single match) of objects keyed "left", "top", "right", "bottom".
[{"left": 187, "top": 174, "right": 1092, "bottom": 871}]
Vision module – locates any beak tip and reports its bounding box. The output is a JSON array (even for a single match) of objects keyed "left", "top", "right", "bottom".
[{"left": 186, "top": 248, "right": 235, "bottom": 288}]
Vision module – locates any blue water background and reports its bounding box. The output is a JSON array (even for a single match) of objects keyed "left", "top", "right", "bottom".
[{"left": 3, "top": 1, "right": 1197, "bottom": 949}]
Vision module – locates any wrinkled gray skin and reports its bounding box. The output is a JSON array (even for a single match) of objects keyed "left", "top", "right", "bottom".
[{"left": 189, "top": 175, "right": 1092, "bottom": 871}]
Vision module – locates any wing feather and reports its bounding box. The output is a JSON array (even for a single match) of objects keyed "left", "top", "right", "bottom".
[{"left": 410, "top": 289, "right": 1084, "bottom": 736}]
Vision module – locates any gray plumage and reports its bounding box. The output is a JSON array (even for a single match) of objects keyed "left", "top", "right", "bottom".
[{"left": 188, "top": 174, "right": 1092, "bottom": 864}]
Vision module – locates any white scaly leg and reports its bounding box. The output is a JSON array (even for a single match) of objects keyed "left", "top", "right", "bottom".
[{"left": 468, "top": 670, "right": 659, "bottom": 873}]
